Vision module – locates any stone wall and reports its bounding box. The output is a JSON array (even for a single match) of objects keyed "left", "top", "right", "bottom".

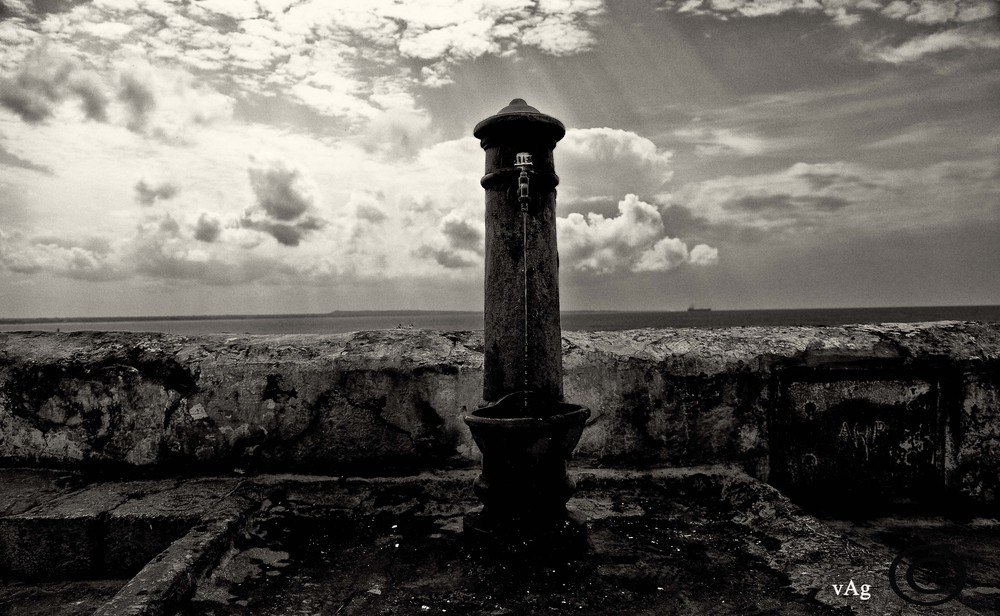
[{"left": 1, "top": 322, "right": 997, "bottom": 508}]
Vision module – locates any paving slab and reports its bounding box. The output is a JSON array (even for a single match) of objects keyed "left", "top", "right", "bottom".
[
  {"left": 0, "top": 579, "right": 127, "bottom": 616},
  {"left": 0, "top": 474, "right": 244, "bottom": 580},
  {"left": 0, "top": 469, "right": 85, "bottom": 517}
]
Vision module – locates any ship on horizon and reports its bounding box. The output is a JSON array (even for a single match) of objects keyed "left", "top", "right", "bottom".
[{"left": 687, "top": 305, "right": 712, "bottom": 312}]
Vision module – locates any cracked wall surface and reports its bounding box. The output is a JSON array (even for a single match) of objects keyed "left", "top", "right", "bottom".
[{"left": 0, "top": 322, "right": 997, "bottom": 506}]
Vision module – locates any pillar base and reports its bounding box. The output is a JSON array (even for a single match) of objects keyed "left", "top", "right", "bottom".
[{"left": 462, "top": 508, "right": 588, "bottom": 558}]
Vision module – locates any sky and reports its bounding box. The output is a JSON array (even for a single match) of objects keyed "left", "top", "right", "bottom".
[{"left": 0, "top": 0, "right": 998, "bottom": 318}]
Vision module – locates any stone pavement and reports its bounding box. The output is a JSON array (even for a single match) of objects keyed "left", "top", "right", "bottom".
[{"left": 0, "top": 466, "right": 996, "bottom": 616}]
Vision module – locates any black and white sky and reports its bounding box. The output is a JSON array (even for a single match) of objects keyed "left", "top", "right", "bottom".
[{"left": 0, "top": 0, "right": 998, "bottom": 317}]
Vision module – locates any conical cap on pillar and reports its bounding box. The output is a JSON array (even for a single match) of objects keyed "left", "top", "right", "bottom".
[{"left": 474, "top": 98, "right": 565, "bottom": 145}]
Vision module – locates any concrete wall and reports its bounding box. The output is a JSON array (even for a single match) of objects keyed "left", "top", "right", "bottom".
[{"left": 1, "top": 322, "right": 997, "bottom": 508}]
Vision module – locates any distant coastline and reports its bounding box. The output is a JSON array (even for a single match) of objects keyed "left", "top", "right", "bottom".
[
  {"left": 1, "top": 305, "right": 997, "bottom": 325},
  {"left": 2, "top": 305, "right": 998, "bottom": 335},
  {"left": 0, "top": 310, "right": 473, "bottom": 325}
]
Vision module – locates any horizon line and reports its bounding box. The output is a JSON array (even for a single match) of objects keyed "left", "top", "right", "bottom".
[{"left": 2, "top": 304, "right": 999, "bottom": 325}]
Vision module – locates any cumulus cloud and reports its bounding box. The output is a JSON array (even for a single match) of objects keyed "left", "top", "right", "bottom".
[
  {"left": 632, "top": 236, "right": 690, "bottom": 272},
  {"left": 113, "top": 60, "right": 233, "bottom": 141},
  {"left": 134, "top": 178, "right": 180, "bottom": 205},
  {"left": 242, "top": 157, "right": 326, "bottom": 247},
  {"left": 557, "top": 194, "right": 718, "bottom": 274},
  {"left": 248, "top": 158, "right": 315, "bottom": 221},
  {"left": 129, "top": 215, "right": 294, "bottom": 285},
  {"left": 158, "top": 215, "right": 181, "bottom": 236},
  {"left": 0, "top": 231, "right": 125, "bottom": 281},
  {"left": 414, "top": 245, "right": 478, "bottom": 269},
  {"left": 413, "top": 212, "right": 484, "bottom": 269},
  {"left": 688, "top": 243, "right": 719, "bottom": 265},
  {"left": 2, "top": 212, "right": 304, "bottom": 286},
  {"left": 349, "top": 191, "right": 389, "bottom": 223},
  {"left": 193, "top": 213, "right": 222, "bottom": 243},
  {"left": 558, "top": 128, "right": 674, "bottom": 204},
  {"left": 440, "top": 214, "right": 483, "bottom": 254},
  {"left": 0, "top": 41, "right": 232, "bottom": 143},
  {"left": 357, "top": 84, "right": 437, "bottom": 157},
  {"left": 0, "top": 46, "right": 108, "bottom": 123},
  {"left": 118, "top": 70, "right": 157, "bottom": 132}
]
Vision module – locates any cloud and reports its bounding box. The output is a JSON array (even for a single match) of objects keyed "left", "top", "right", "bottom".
[
  {"left": 158, "top": 215, "right": 181, "bottom": 236},
  {"left": 388, "top": 0, "right": 604, "bottom": 62},
  {"left": 397, "top": 17, "right": 500, "bottom": 60},
  {"left": 349, "top": 192, "right": 389, "bottom": 223},
  {"left": 243, "top": 157, "right": 326, "bottom": 246},
  {"left": 247, "top": 158, "right": 315, "bottom": 221},
  {"left": 632, "top": 236, "right": 690, "bottom": 272},
  {"left": 1, "top": 213, "right": 306, "bottom": 286},
  {"left": 413, "top": 212, "right": 484, "bottom": 269},
  {"left": 3, "top": 0, "right": 605, "bottom": 137},
  {"left": 356, "top": 84, "right": 437, "bottom": 157},
  {"left": 669, "top": 158, "right": 998, "bottom": 232},
  {"left": 0, "top": 46, "right": 108, "bottom": 123},
  {"left": 193, "top": 213, "right": 221, "bottom": 243},
  {"left": 558, "top": 128, "right": 674, "bottom": 204},
  {"left": 671, "top": 161, "right": 878, "bottom": 230},
  {"left": 441, "top": 214, "right": 483, "bottom": 253},
  {"left": 660, "top": 0, "right": 998, "bottom": 28},
  {"left": 881, "top": 0, "right": 998, "bottom": 24},
  {"left": 673, "top": 126, "right": 767, "bottom": 157},
  {"left": 519, "top": 4, "right": 605, "bottom": 55},
  {"left": 689, "top": 243, "right": 719, "bottom": 265},
  {"left": 860, "top": 123, "right": 941, "bottom": 149},
  {"left": 414, "top": 245, "right": 477, "bottom": 269},
  {"left": 240, "top": 217, "right": 324, "bottom": 248},
  {"left": 134, "top": 178, "right": 180, "bottom": 205},
  {"left": 0, "top": 41, "right": 232, "bottom": 142},
  {"left": 0, "top": 231, "right": 125, "bottom": 281},
  {"left": 557, "top": 194, "right": 718, "bottom": 274},
  {"left": 118, "top": 70, "right": 157, "bottom": 132},
  {"left": 0, "top": 143, "right": 52, "bottom": 174},
  {"left": 130, "top": 216, "right": 295, "bottom": 285},
  {"left": 863, "top": 26, "right": 1000, "bottom": 63},
  {"left": 113, "top": 60, "right": 233, "bottom": 141},
  {"left": 663, "top": 0, "right": 865, "bottom": 22}
]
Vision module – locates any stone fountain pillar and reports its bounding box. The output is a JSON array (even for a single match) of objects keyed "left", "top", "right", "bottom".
[
  {"left": 475, "top": 98, "right": 565, "bottom": 404},
  {"left": 463, "top": 99, "right": 589, "bottom": 554}
]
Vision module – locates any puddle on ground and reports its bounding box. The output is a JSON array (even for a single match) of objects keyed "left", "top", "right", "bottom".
[{"left": 187, "top": 488, "right": 846, "bottom": 616}]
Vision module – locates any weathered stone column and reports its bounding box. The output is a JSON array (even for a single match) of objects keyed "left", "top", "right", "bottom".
[{"left": 474, "top": 98, "right": 566, "bottom": 403}]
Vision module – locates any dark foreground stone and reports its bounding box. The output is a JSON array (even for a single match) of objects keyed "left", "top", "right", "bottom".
[{"left": 1, "top": 467, "right": 995, "bottom": 616}]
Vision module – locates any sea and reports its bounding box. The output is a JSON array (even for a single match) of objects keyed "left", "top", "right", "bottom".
[{"left": 1, "top": 306, "right": 998, "bottom": 335}]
